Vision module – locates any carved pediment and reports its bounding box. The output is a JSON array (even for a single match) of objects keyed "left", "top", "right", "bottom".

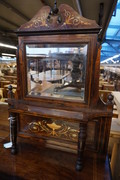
[{"left": 18, "top": 4, "right": 100, "bottom": 33}]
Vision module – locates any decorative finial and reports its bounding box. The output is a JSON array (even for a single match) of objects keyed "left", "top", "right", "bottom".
[
  {"left": 47, "top": 0, "right": 62, "bottom": 24},
  {"left": 8, "top": 85, "right": 14, "bottom": 99},
  {"left": 53, "top": 0, "right": 58, "bottom": 14},
  {"left": 107, "top": 93, "right": 114, "bottom": 104},
  {"left": 107, "top": 93, "right": 114, "bottom": 111}
]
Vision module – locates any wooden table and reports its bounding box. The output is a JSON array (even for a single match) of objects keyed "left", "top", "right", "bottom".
[
  {"left": 0, "top": 80, "right": 11, "bottom": 88},
  {"left": 4, "top": 84, "right": 17, "bottom": 89},
  {"left": 0, "top": 88, "right": 4, "bottom": 99},
  {"left": 111, "top": 91, "right": 120, "bottom": 134},
  {"left": 103, "top": 84, "right": 115, "bottom": 91},
  {"left": 112, "top": 91, "right": 120, "bottom": 122},
  {"left": 31, "top": 70, "right": 70, "bottom": 83},
  {"left": 0, "top": 137, "right": 112, "bottom": 180}
]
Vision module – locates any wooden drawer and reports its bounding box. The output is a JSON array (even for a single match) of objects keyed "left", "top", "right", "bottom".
[{"left": 18, "top": 114, "right": 100, "bottom": 153}]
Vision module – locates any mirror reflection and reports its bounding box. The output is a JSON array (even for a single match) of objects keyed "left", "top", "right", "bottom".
[{"left": 26, "top": 44, "right": 87, "bottom": 101}]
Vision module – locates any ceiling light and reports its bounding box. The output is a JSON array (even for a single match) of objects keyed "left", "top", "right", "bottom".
[
  {"left": 0, "top": 43, "right": 17, "bottom": 49},
  {"left": 2, "top": 53, "right": 16, "bottom": 57}
]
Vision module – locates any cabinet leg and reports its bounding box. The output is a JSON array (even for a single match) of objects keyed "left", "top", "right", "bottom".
[
  {"left": 10, "top": 114, "right": 17, "bottom": 154},
  {"left": 76, "top": 123, "right": 87, "bottom": 171}
]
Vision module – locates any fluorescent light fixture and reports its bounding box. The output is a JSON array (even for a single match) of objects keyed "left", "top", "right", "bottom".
[
  {"left": 27, "top": 54, "right": 48, "bottom": 57},
  {"left": 0, "top": 43, "right": 17, "bottom": 49},
  {"left": 2, "top": 53, "right": 16, "bottom": 57}
]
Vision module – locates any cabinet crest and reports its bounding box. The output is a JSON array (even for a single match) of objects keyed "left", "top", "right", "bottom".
[{"left": 18, "top": 4, "right": 100, "bottom": 32}]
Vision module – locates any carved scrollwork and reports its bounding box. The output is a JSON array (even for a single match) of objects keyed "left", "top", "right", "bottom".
[
  {"left": 63, "top": 9, "right": 91, "bottom": 26},
  {"left": 63, "top": 9, "right": 79, "bottom": 26},
  {"left": 24, "top": 12, "right": 49, "bottom": 29},
  {"left": 33, "top": 13, "right": 49, "bottom": 28},
  {"left": 29, "top": 122, "right": 40, "bottom": 132}
]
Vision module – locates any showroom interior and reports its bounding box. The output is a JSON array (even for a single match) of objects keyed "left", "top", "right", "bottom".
[{"left": 0, "top": 0, "right": 120, "bottom": 179}]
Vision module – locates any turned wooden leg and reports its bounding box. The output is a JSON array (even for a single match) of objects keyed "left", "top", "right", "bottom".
[
  {"left": 76, "top": 123, "right": 87, "bottom": 171},
  {"left": 10, "top": 114, "right": 17, "bottom": 154}
]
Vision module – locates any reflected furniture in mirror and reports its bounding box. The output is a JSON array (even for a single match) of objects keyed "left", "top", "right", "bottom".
[
  {"left": 26, "top": 44, "right": 87, "bottom": 101},
  {"left": 7, "top": 2, "right": 113, "bottom": 171}
]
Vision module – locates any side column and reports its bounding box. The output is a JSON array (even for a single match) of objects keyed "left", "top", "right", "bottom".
[
  {"left": 8, "top": 85, "right": 17, "bottom": 154},
  {"left": 76, "top": 122, "right": 87, "bottom": 171},
  {"left": 10, "top": 113, "right": 17, "bottom": 154}
]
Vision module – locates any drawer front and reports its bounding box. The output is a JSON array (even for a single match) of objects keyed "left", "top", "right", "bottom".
[{"left": 18, "top": 114, "right": 103, "bottom": 153}]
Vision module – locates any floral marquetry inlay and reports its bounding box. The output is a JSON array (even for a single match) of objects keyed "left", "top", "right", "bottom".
[
  {"left": 18, "top": 4, "right": 100, "bottom": 32},
  {"left": 24, "top": 12, "right": 49, "bottom": 29},
  {"left": 28, "top": 119, "right": 79, "bottom": 142},
  {"left": 63, "top": 9, "right": 91, "bottom": 26}
]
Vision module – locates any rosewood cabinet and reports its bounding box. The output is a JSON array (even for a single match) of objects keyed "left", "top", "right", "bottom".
[{"left": 7, "top": 3, "right": 113, "bottom": 171}]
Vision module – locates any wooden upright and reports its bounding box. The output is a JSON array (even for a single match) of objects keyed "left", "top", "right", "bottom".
[{"left": 7, "top": 2, "right": 113, "bottom": 171}]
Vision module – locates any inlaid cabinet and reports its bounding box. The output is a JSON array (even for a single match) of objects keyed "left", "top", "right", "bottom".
[{"left": 8, "top": 2, "right": 113, "bottom": 171}]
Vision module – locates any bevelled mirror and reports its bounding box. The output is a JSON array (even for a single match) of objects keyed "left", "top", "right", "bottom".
[{"left": 26, "top": 43, "right": 88, "bottom": 101}]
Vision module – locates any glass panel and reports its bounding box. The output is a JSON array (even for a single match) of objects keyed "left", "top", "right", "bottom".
[
  {"left": 26, "top": 44, "right": 88, "bottom": 101},
  {"left": 106, "top": 28, "right": 118, "bottom": 38},
  {"left": 101, "top": 0, "right": 120, "bottom": 62}
]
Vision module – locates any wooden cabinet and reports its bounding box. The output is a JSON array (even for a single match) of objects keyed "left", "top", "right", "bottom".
[{"left": 7, "top": 2, "right": 113, "bottom": 171}]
